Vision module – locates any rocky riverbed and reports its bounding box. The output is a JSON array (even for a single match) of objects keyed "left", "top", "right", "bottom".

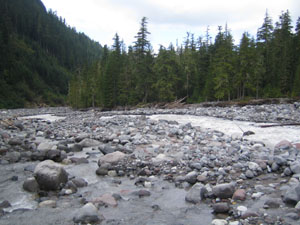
[{"left": 1, "top": 103, "right": 300, "bottom": 225}]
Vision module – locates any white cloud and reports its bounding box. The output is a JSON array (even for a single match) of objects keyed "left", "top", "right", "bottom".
[{"left": 42, "top": 0, "right": 300, "bottom": 50}]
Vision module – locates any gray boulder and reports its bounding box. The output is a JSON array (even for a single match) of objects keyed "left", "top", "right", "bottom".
[
  {"left": 34, "top": 160, "right": 68, "bottom": 191},
  {"left": 283, "top": 183, "right": 300, "bottom": 206},
  {"left": 78, "top": 138, "right": 101, "bottom": 148},
  {"left": 99, "top": 144, "right": 116, "bottom": 155},
  {"left": 291, "top": 163, "right": 300, "bottom": 174},
  {"left": 37, "top": 142, "right": 56, "bottom": 151},
  {"left": 23, "top": 177, "right": 39, "bottom": 192},
  {"left": 69, "top": 143, "right": 83, "bottom": 152},
  {"left": 75, "top": 134, "right": 89, "bottom": 143},
  {"left": 73, "top": 202, "right": 104, "bottom": 224},
  {"left": 5, "top": 151, "right": 21, "bottom": 163},
  {"left": 8, "top": 138, "right": 22, "bottom": 146},
  {"left": 264, "top": 198, "right": 281, "bottom": 208},
  {"left": 184, "top": 171, "right": 198, "bottom": 184},
  {"left": 98, "top": 151, "right": 126, "bottom": 165},
  {"left": 212, "top": 183, "right": 235, "bottom": 199},
  {"left": 72, "top": 177, "right": 88, "bottom": 188},
  {"left": 185, "top": 183, "right": 207, "bottom": 204},
  {"left": 212, "top": 202, "right": 230, "bottom": 213}
]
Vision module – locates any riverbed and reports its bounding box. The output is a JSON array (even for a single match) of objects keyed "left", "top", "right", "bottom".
[{"left": 0, "top": 105, "right": 300, "bottom": 225}]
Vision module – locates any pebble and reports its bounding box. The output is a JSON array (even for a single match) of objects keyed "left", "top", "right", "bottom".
[
  {"left": 232, "top": 189, "right": 246, "bottom": 201},
  {"left": 93, "top": 193, "right": 118, "bottom": 207},
  {"left": 39, "top": 200, "right": 56, "bottom": 208},
  {"left": 211, "top": 219, "right": 228, "bottom": 225}
]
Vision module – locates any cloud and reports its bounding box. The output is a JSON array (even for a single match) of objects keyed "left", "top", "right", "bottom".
[{"left": 42, "top": 0, "right": 300, "bottom": 50}]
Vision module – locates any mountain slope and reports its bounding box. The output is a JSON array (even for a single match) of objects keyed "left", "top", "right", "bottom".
[{"left": 0, "top": 0, "right": 102, "bottom": 108}]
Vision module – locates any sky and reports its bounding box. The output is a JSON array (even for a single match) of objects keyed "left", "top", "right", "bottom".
[{"left": 42, "top": 0, "right": 299, "bottom": 51}]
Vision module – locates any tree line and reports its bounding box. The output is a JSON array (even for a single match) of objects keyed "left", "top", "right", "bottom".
[
  {"left": 69, "top": 11, "right": 300, "bottom": 109},
  {"left": 1, "top": 1, "right": 299, "bottom": 109}
]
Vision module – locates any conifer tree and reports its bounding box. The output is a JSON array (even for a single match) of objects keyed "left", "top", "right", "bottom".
[
  {"left": 104, "top": 34, "right": 122, "bottom": 108},
  {"left": 292, "top": 17, "right": 300, "bottom": 97},
  {"left": 273, "top": 10, "right": 293, "bottom": 95},
  {"left": 133, "top": 17, "right": 154, "bottom": 103}
]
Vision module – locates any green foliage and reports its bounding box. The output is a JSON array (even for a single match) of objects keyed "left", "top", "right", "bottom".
[
  {"left": 0, "top": 0, "right": 102, "bottom": 108},
  {"left": 153, "top": 46, "right": 180, "bottom": 102},
  {"left": 68, "top": 11, "right": 300, "bottom": 109},
  {"left": 2, "top": 2, "right": 299, "bottom": 109}
]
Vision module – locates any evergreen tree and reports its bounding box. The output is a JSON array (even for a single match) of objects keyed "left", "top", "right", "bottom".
[
  {"left": 103, "top": 33, "right": 122, "bottom": 108},
  {"left": 292, "top": 17, "right": 300, "bottom": 97},
  {"left": 211, "top": 26, "right": 236, "bottom": 100},
  {"left": 273, "top": 10, "right": 294, "bottom": 95},
  {"left": 237, "top": 33, "right": 258, "bottom": 98},
  {"left": 133, "top": 17, "right": 154, "bottom": 103},
  {"left": 256, "top": 10, "right": 277, "bottom": 97},
  {"left": 153, "top": 45, "right": 181, "bottom": 102}
]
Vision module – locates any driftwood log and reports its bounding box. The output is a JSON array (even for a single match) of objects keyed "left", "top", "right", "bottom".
[
  {"left": 163, "top": 96, "right": 187, "bottom": 109},
  {"left": 260, "top": 123, "right": 300, "bottom": 128}
]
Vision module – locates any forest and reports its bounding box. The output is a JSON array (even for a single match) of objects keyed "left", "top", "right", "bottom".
[
  {"left": 1, "top": 0, "right": 300, "bottom": 109},
  {"left": 0, "top": 0, "right": 102, "bottom": 108},
  {"left": 68, "top": 12, "right": 300, "bottom": 109}
]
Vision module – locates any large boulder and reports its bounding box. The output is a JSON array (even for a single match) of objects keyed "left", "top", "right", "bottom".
[
  {"left": 290, "top": 163, "right": 300, "bottom": 174},
  {"left": 78, "top": 138, "right": 101, "bottom": 148},
  {"left": 73, "top": 202, "right": 104, "bottom": 224},
  {"left": 98, "top": 151, "right": 126, "bottom": 165},
  {"left": 283, "top": 183, "right": 300, "bottom": 206},
  {"left": 37, "top": 142, "right": 56, "bottom": 151},
  {"left": 185, "top": 183, "right": 207, "bottom": 204},
  {"left": 212, "top": 183, "right": 235, "bottom": 199},
  {"left": 99, "top": 144, "right": 116, "bottom": 155},
  {"left": 34, "top": 160, "right": 68, "bottom": 191},
  {"left": 23, "top": 177, "right": 39, "bottom": 192},
  {"left": 212, "top": 202, "right": 230, "bottom": 213}
]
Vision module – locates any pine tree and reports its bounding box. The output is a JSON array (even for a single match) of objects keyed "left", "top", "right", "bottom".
[
  {"left": 256, "top": 10, "right": 277, "bottom": 97},
  {"left": 133, "top": 17, "right": 154, "bottom": 103},
  {"left": 273, "top": 10, "right": 293, "bottom": 95},
  {"left": 237, "top": 33, "right": 258, "bottom": 98},
  {"left": 153, "top": 45, "right": 181, "bottom": 102},
  {"left": 292, "top": 17, "right": 300, "bottom": 97},
  {"left": 211, "top": 26, "right": 236, "bottom": 101},
  {"left": 104, "top": 33, "right": 122, "bottom": 108}
]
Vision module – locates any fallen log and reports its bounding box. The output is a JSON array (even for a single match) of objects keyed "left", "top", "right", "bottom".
[
  {"left": 260, "top": 123, "right": 300, "bottom": 128},
  {"left": 164, "top": 96, "right": 187, "bottom": 109}
]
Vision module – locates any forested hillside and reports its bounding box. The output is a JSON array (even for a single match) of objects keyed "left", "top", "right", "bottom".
[
  {"left": 69, "top": 12, "right": 300, "bottom": 109},
  {"left": 1, "top": 1, "right": 299, "bottom": 109},
  {"left": 0, "top": 0, "right": 102, "bottom": 108}
]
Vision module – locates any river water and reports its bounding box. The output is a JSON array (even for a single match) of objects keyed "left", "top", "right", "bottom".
[
  {"left": 1, "top": 112, "right": 299, "bottom": 224},
  {"left": 149, "top": 114, "right": 300, "bottom": 149}
]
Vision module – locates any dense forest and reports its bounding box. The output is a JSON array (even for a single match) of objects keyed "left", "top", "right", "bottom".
[
  {"left": 69, "top": 12, "right": 300, "bottom": 109},
  {"left": 1, "top": 0, "right": 299, "bottom": 109},
  {"left": 0, "top": 0, "right": 102, "bottom": 108}
]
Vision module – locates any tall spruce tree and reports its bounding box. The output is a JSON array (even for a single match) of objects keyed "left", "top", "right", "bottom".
[
  {"left": 211, "top": 26, "right": 235, "bottom": 100},
  {"left": 153, "top": 45, "right": 181, "bottom": 102},
  {"left": 273, "top": 10, "right": 293, "bottom": 95},
  {"left": 104, "top": 33, "right": 122, "bottom": 108},
  {"left": 292, "top": 17, "right": 300, "bottom": 97},
  {"left": 133, "top": 17, "right": 154, "bottom": 103},
  {"left": 257, "top": 10, "right": 277, "bottom": 97}
]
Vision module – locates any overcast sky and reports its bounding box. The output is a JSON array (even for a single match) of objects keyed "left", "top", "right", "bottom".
[{"left": 42, "top": 0, "right": 299, "bottom": 51}]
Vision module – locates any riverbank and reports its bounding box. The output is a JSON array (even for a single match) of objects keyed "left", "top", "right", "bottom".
[{"left": 1, "top": 103, "right": 300, "bottom": 224}]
